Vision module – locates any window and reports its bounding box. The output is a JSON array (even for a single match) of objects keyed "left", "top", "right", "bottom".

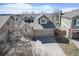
[
  {"left": 40, "top": 18, "right": 47, "bottom": 24},
  {"left": 29, "top": 16, "right": 34, "bottom": 22},
  {"left": 42, "top": 19, "right": 45, "bottom": 23},
  {"left": 24, "top": 17, "right": 28, "bottom": 22},
  {"left": 76, "top": 19, "right": 79, "bottom": 26},
  {"left": 29, "top": 16, "right": 34, "bottom": 20}
]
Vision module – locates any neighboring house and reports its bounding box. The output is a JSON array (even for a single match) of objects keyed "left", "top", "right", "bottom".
[
  {"left": 61, "top": 9, "right": 79, "bottom": 39},
  {"left": 0, "top": 16, "right": 16, "bottom": 42}
]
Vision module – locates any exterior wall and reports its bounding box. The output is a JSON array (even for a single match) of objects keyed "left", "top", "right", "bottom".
[
  {"left": 70, "top": 16, "right": 79, "bottom": 39},
  {"left": 33, "top": 29, "right": 55, "bottom": 37},
  {"left": 61, "top": 17, "right": 72, "bottom": 28},
  {"left": 20, "top": 24, "right": 33, "bottom": 38},
  {"left": 20, "top": 27, "right": 55, "bottom": 38},
  {"left": 61, "top": 17, "right": 72, "bottom": 38}
]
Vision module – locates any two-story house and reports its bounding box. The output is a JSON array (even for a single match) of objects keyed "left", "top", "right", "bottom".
[{"left": 61, "top": 9, "right": 79, "bottom": 39}]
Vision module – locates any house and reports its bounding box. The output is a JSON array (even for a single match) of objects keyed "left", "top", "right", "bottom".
[
  {"left": 34, "top": 14, "right": 56, "bottom": 29},
  {"left": 15, "top": 14, "right": 56, "bottom": 38},
  {"left": 61, "top": 9, "right": 79, "bottom": 39},
  {"left": 19, "top": 14, "right": 56, "bottom": 29},
  {"left": 0, "top": 15, "right": 16, "bottom": 42}
]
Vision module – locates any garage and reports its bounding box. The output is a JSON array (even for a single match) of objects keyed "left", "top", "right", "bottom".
[
  {"left": 72, "top": 31, "right": 79, "bottom": 39},
  {"left": 33, "top": 29, "right": 55, "bottom": 37}
]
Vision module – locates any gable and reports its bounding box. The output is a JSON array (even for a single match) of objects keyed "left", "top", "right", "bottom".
[
  {"left": 38, "top": 15, "right": 49, "bottom": 21},
  {"left": 0, "top": 16, "right": 11, "bottom": 29},
  {"left": 38, "top": 15, "right": 49, "bottom": 24}
]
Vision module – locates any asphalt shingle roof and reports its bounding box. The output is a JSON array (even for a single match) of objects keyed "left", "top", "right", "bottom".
[
  {"left": 0, "top": 16, "right": 10, "bottom": 29},
  {"left": 63, "top": 9, "right": 79, "bottom": 19}
]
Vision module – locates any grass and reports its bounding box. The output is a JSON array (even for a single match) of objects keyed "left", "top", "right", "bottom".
[
  {"left": 58, "top": 41, "right": 79, "bottom": 56},
  {"left": 56, "top": 35, "right": 79, "bottom": 56}
]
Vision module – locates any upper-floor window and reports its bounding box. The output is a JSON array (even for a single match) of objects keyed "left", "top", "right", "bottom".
[
  {"left": 24, "top": 17, "right": 28, "bottom": 22},
  {"left": 29, "top": 16, "right": 34, "bottom": 22},
  {"left": 42, "top": 18, "right": 46, "bottom": 23},
  {"left": 40, "top": 18, "right": 48, "bottom": 24},
  {"left": 24, "top": 16, "right": 34, "bottom": 23},
  {"left": 75, "top": 19, "right": 79, "bottom": 26}
]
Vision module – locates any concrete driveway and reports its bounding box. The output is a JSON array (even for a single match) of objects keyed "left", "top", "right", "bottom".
[
  {"left": 32, "top": 36, "right": 65, "bottom": 56},
  {"left": 31, "top": 23, "right": 65, "bottom": 56}
]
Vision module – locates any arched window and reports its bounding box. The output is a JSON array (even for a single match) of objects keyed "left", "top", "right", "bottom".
[
  {"left": 23, "top": 17, "right": 28, "bottom": 22},
  {"left": 23, "top": 16, "right": 34, "bottom": 23},
  {"left": 29, "top": 16, "right": 34, "bottom": 22}
]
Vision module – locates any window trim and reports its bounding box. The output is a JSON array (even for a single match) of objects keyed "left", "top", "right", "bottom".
[{"left": 40, "top": 18, "right": 48, "bottom": 24}]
